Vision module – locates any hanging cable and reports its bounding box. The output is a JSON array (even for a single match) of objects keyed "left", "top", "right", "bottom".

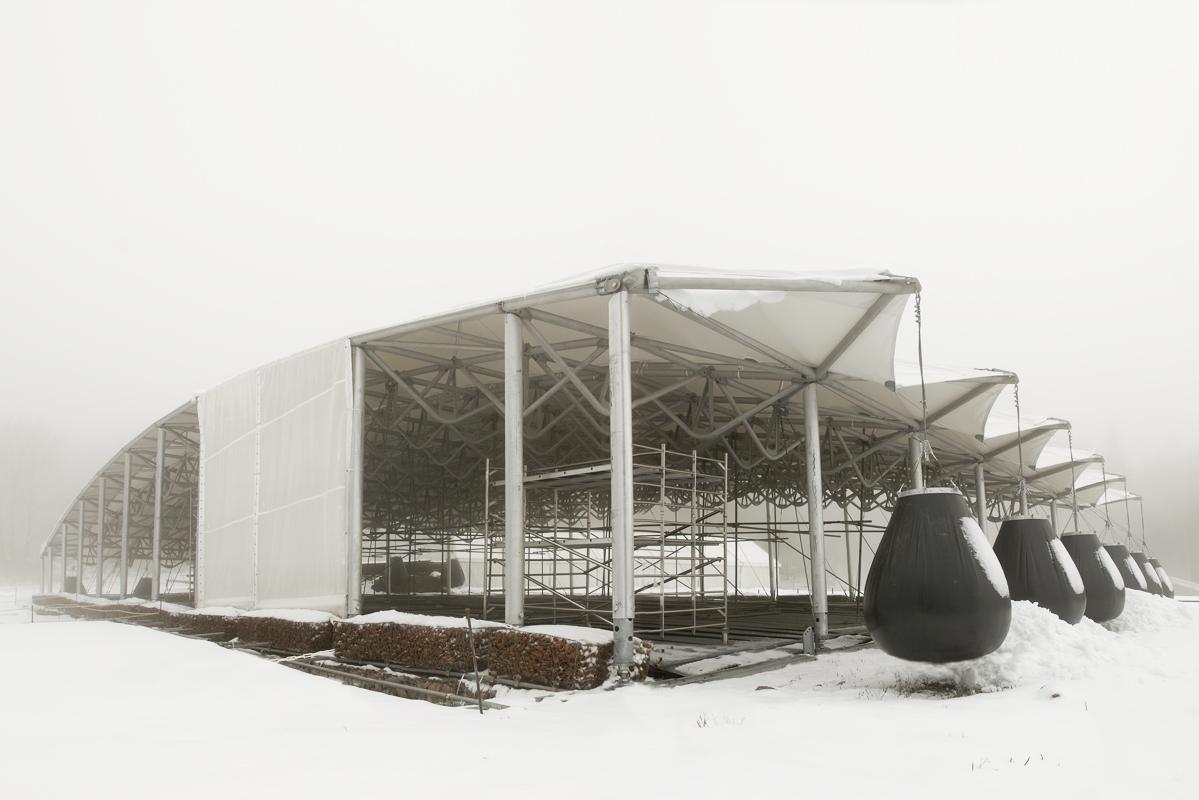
[
  {"left": 914, "top": 292, "right": 928, "bottom": 430},
  {"left": 1122, "top": 479, "right": 1135, "bottom": 548},
  {"left": 1100, "top": 459, "right": 1114, "bottom": 541},
  {"left": 1013, "top": 382, "right": 1027, "bottom": 515},
  {"left": 1138, "top": 498, "right": 1147, "bottom": 552},
  {"left": 912, "top": 292, "right": 932, "bottom": 479}
]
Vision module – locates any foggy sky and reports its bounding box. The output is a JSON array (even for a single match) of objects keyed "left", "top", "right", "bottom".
[{"left": 2, "top": 1, "right": 1197, "bottom": 583}]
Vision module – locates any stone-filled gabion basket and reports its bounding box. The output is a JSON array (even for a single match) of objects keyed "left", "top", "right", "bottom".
[
  {"left": 234, "top": 616, "right": 336, "bottom": 652},
  {"left": 173, "top": 612, "right": 242, "bottom": 641},
  {"left": 488, "top": 628, "right": 652, "bottom": 689},
  {"left": 334, "top": 614, "right": 651, "bottom": 689},
  {"left": 333, "top": 618, "right": 495, "bottom": 673}
]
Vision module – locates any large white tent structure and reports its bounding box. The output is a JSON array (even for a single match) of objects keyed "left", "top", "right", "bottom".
[{"left": 37, "top": 265, "right": 1152, "bottom": 670}]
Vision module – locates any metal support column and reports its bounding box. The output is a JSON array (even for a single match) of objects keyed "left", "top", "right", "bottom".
[
  {"left": 58, "top": 524, "right": 66, "bottom": 592},
  {"left": 503, "top": 313, "right": 525, "bottom": 626},
  {"left": 908, "top": 434, "right": 924, "bottom": 490},
  {"left": 75, "top": 501, "right": 84, "bottom": 597},
  {"left": 974, "top": 461, "right": 986, "bottom": 529},
  {"left": 804, "top": 384, "right": 828, "bottom": 639},
  {"left": 95, "top": 477, "right": 106, "bottom": 595},
  {"left": 1069, "top": 465, "right": 1080, "bottom": 533},
  {"left": 120, "top": 452, "right": 130, "bottom": 598},
  {"left": 347, "top": 346, "right": 366, "bottom": 617},
  {"left": 151, "top": 427, "right": 165, "bottom": 601},
  {"left": 1049, "top": 498, "right": 1058, "bottom": 534},
  {"left": 609, "top": 289, "right": 636, "bottom": 671}
]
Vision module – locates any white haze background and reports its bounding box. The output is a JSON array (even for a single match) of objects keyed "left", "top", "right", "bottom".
[{"left": 2, "top": 1, "right": 1197, "bottom": 583}]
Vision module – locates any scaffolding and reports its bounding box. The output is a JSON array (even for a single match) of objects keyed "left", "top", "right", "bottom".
[{"left": 480, "top": 444, "right": 730, "bottom": 640}]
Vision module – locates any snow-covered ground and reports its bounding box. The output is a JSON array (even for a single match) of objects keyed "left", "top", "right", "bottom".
[
  {"left": 1, "top": 592, "right": 1196, "bottom": 798},
  {"left": 0, "top": 584, "right": 36, "bottom": 625}
]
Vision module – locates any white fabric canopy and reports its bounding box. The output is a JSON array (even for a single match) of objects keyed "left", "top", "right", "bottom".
[
  {"left": 655, "top": 283, "right": 907, "bottom": 385},
  {"left": 355, "top": 265, "right": 918, "bottom": 386}
]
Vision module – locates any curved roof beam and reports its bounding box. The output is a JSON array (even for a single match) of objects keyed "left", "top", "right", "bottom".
[{"left": 40, "top": 400, "right": 198, "bottom": 556}]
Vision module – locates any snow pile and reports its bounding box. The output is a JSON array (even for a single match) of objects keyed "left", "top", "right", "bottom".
[
  {"left": 876, "top": 601, "right": 1121, "bottom": 692},
  {"left": 1103, "top": 590, "right": 1199, "bottom": 634},
  {"left": 823, "top": 633, "right": 870, "bottom": 650},
  {"left": 825, "top": 594, "right": 1199, "bottom": 695}
]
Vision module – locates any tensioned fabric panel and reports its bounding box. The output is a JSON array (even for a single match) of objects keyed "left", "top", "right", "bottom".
[
  {"left": 197, "top": 371, "right": 258, "bottom": 608},
  {"left": 648, "top": 289, "right": 907, "bottom": 386},
  {"left": 256, "top": 341, "right": 350, "bottom": 612},
  {"left": 197, "top": 339, "right": 352, "bottom": 615}
]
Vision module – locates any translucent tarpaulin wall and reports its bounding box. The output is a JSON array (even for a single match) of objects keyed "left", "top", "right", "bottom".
[{"left": 197, "top": 339, "right": 352, "bottom": 615}]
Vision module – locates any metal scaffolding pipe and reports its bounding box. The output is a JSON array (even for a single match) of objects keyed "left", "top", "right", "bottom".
[
  {"left": 347, "top": 346, "right": 366, "bottom": 617},
  {"left": 120, "top": 452, "right": 130, "bottom": 598},
  {"left": 804, "top": 383, "right": 828, "bottom": 639},
  {"left": 1119, "top": 477, "right": 1131, "bottom": 527},
  {"left": 974, "top": 461, "right": 986, "bottom": 529},
  {"left": 95, "top": 477, "right": 106, "bottom": 595},
  {"left": 58, "top": 524, "right": 65, "bottom": 592},
  {"left": 503, "top": 313, "right": 525, "bottom": 626},
  {"left": 151, "top": 427, "right": 165, "bottom": 601},
  {"left": 75, "top": 501, "right": 84, "bottom": 597},
  {"left": 908, "top": 434, "right": 924, "bottom": 490},
  {"left": 609, "top": 289, "right": 636, "bottom": 671}
]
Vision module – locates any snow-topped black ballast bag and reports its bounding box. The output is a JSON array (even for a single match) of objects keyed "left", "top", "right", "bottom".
[
  {"left": 1148, "top": 557, "right": 1174, "bottom": 599},
  {"left": 1104, "top": 544, "right": 1148, "bottom": 593},
  {"left": 993, "top": 517, "right": 1086, "bottom": 624},
  {"left": 1130, "top": 551, "right": 1164, "bottom": 596},
  {"left": 864, "top": 488, "right": 1011, "bottom": 663},
  {"left": 1061, "top": 532, "right": 1125, "bottom": 623}
]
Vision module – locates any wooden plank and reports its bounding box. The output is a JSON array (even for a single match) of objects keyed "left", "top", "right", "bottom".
[
  {"left": 656, "top": 653, "right": 816, "bottom": 686},
  {"left": 656, "top": 638, "right": 800, "bottom": 670}
]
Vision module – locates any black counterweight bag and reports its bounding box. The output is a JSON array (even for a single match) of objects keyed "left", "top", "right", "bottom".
[
  {"left": 992, "top": 517, "right": 1086, "bottom": 624},
  {"left": 1131, "top": 551, "right": 1164, "bottom": 595},
  {"left": 1060, "top": 532, "right": 1125, "bottom": 622},
  {"left": 865, "top": 488, "right": 1011, "bottom": 663},
  {"left": 1105, "top": 544, "right": 1148, "bottom": 593},
  {"left": 1148, "top": 557, "right": 1174, "bottom": 598}
]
